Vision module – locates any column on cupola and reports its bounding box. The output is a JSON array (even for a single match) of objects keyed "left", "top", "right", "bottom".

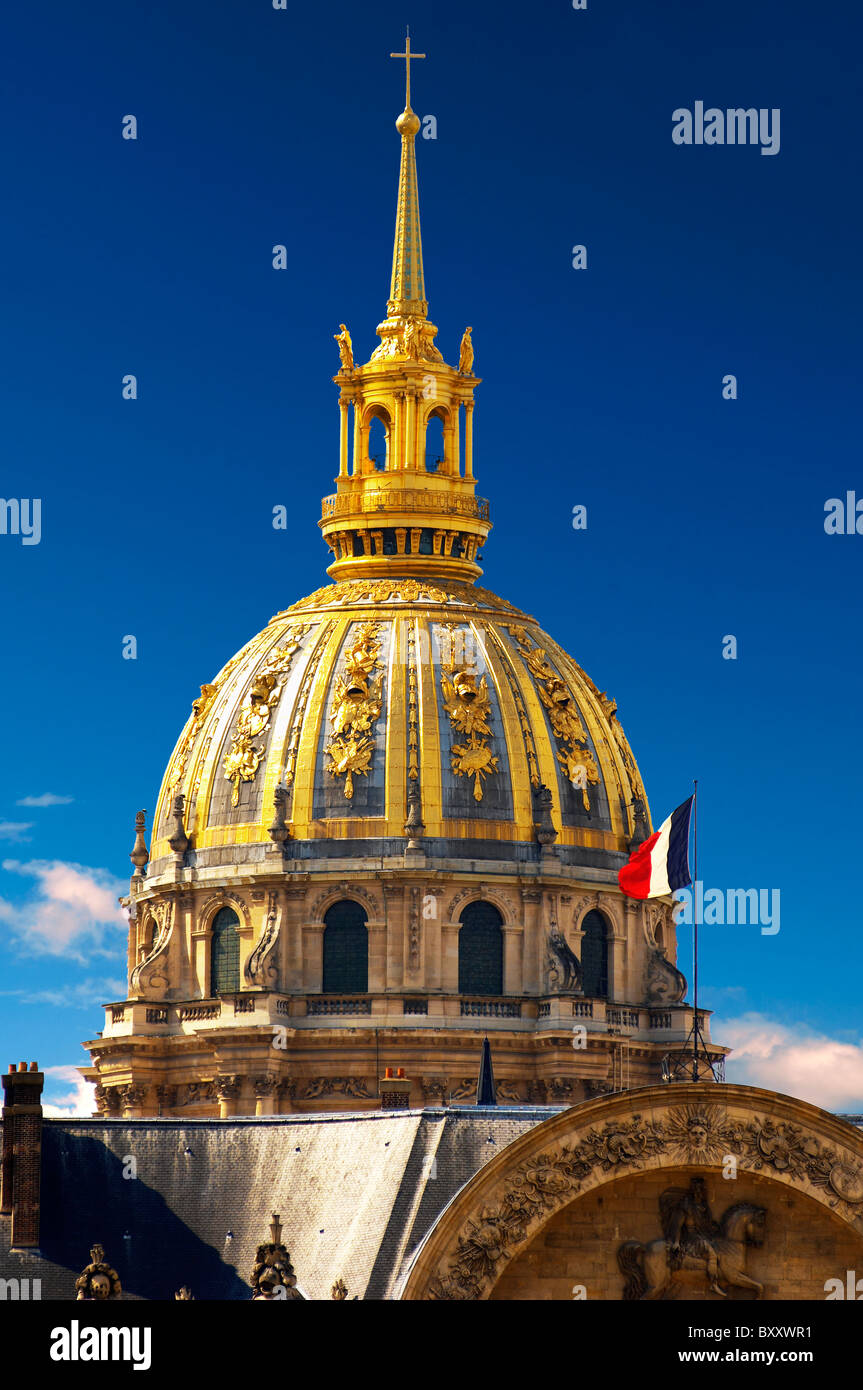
[
  {"left": 338, "top": 397, "right": 350, "bottom": 477},
  {"left": 463, "top": 399, "right": 475, "bottom": 481},
  {"left": 393, "top": 389, "right": 406, "bottom": 472},
  {"left": 405, "top": 384, "right": 418, "bottom": 472},
  {"left": 352, "top": 394, "right": 362, "bottom": 476}
]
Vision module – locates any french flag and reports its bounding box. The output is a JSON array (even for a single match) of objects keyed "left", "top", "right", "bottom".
[{"left": 618, "top": 796, "right": 694, "bottom": 900}]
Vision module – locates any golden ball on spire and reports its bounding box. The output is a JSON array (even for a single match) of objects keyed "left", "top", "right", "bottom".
[{"left": 396, "top": 109, "right": 420, "bottom": 136}]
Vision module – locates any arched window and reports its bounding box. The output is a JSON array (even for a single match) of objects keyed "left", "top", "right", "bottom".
[
  {"left": 210, "top": 907, "right": 240, "bottom": 995},
  {"left": 458, "top": 901, "right": 503, "bottom": 996},
  {"left": 581, "top": 910, "right": 609, "bottom": 997},
  {"left": 322, "top": 900, "right": 368, "bottom": 993},
  {"left": 367, "top": 413, "right": 389, "bottom": 471},
  {"left": 424, "top": 411, "right": 445, "bottom": 472}
]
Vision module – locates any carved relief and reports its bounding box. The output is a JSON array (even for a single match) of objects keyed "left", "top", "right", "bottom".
[
  {"left": 300, "top": 1077, "right": 372, "bottom": 1100},
  {"left": 450, "top": 1079, "right": 477, "bottom": 1102},
  {"left": 426, "top": 1105, "right": 863, "bottom": 1300},
  {"left": 618, "top": 1178, "right": 766, "bottom": 1300},
  {"left": 310, "top": 883, "right": 380, "bottom": 921},
  {"left": 285, "top": 578, "right": 526, "bottom": 617},
  {"left": 420, "top": 1077, "right": 448, "bottom": 1105},
  {"left": 246, "top": 891, "right": 281, "bottom": 987},
  {"left": 130, "top": 898, "right": 174, "bottom": 997},
  {"left": 646, "top": 948, "right": 687, "bottom": 1006},
  {"left": 545, "top": 925, "right": 581, "bottom": 994},
  {"left": 325, "top": 621, "right": 385, "bottom": 799},
  {"left": 199, "top": 891, "right": 251, "bottom": 931},
  {"left": 496, "top": 1081, "right": 524, "bottom": 1103}
]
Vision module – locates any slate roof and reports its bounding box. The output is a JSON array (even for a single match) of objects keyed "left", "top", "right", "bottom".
[{"left": 0, "top": 1107, "right": 560, "bottom": 1300}]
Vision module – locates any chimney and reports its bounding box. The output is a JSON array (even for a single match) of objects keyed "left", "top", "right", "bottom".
[
  {"left": 380, "top": 1066, "right": 411, "bottom": 1111},
  {"left": 1, "top": 1061, "right": 45, "bottom": 1248}
]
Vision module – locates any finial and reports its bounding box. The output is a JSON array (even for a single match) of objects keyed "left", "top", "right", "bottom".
[
  {"left": 168, "top": 793, "right": 189, "bottom": 857},
  {"left": 269, "top": 1212, "right": 282, "bottom": 1245},
  {"left": 175, "top": 1285, "right": 195, "bottom": 1300},
  {"left": 268, "top": 785, "right": 290, "bottom": 845},
  {"left": 130, "top": 810, "right": 149, "bottom": 872},
  {"left": 404, "top": 787, "right": 425, "bottom": 850},
  {"left": 331, "top": 1278, "right": 349, "bottom": 1300}
]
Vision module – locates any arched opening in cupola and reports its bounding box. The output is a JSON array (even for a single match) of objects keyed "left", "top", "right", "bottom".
[
  {"left": 458, "top": 901, "right": 504, "bottom": 996},
  {"left": 322, "top": 900, "right": 369, "bottom": 993},
  {"left": 366, "top": 410, "right": 390, "bottom": 472},
  {"left": 424, "top": 409, "right": 446, "bottom": 472}
]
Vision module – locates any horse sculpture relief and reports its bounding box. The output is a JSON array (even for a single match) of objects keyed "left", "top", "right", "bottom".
[{"left": 618, "top": 1177, "right": 766, "bottom": 1300}]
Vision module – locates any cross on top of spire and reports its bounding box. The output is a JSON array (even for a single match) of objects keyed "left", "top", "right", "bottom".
[{"left": 390, "top": 27, "right": 425, "bottom": 111}]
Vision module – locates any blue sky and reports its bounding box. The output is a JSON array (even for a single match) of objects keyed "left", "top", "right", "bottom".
[{"left": 1, "top": 0, "right": 861, "bottom": 1112}]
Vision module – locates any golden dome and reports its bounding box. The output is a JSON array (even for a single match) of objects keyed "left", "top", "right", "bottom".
[{"left": 150, "top": 576, "right": 650, "bottom": 874}]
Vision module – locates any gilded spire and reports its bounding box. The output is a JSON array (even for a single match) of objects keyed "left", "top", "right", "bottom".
[
  {"left": 323, "top": 36, "right": 487, "bottom": 586},
  {"left": 388, "top": 32, "right": 427, "bottom": 318}
]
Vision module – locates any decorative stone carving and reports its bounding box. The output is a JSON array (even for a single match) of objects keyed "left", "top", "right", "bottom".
[
  {"left": 331, "top": 1278, "right": 350, "bottom": 1300},
  {"left": 268, "top": 785, "right": 290, "bottom": 845},
  {"left": 547, "top": 1078, "right": 575, "bottom": 1103},
  {"left": 175, "top": 1286, "right": 194, "bottom": 1300},
  {"left": 75, "top": 1244, "right": 122, "bottom": 1301},
  {"left": 251, "top": 1214, "right": 302, "bottom": 1300},
  {"left": 526, "top": 1080, "right": 548, "bottom": 1105},
  {"left": 420, "top": 1077, "right": 448, "bottom": 1105},
  {"left": 300, "top": 1077, "right": 372, "bottom": 1100},
  {"left": 545, "top": 924, "right": 581, "bottom": 994},
  {"left": 450, "top": 1079, "right": 477, "bottom": 1102},
  {"left": 532, "top": 784, "right": 558, "bottom": 847},
  {"left": 584, "top": 1079, "right": 614, "bottom": 1099},
  {"left": 118, "top": 1084, "right": 147, "bottom": 1112},
  {"left": 253, "top": 1075, "right": 276, "bottom": 1099},
  {"left": 246, "top": 891, "right": 281, "bottom": 986},
  {"left": 496, "top": 1081, "right": 523, "bottom": 1103},
  {"left": 167, "top": 793, "right": 190, "bottom": 857},
  {"left": 155, "top": 1085, "right": 176, "bottom": 1111},
  {"left": 426, "top": 1102, "right": 863, "bottom": 1300},
  {"left": 618, "top": 1178, "right": 766, "bottom": 1300},
  {"left": 129, "top": 809, "right": 149, "bottom": 872},
  {"left": 646, "top": 948, "right": 687, "bottom": 1006},
  {"left": 215, "top": 1075, "right": 241, "bottom": 1102},
  {"left": 130, "top": 897, "right": 174, "bottom": 998}
]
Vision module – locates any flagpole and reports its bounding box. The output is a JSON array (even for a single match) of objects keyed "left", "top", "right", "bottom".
[{"left": 692, "top": 778, "right": 698, "bottom": 1081}]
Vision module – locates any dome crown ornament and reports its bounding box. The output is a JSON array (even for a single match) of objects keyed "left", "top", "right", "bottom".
[{"left": 322, "top": 33, "right": 488, "bottom": 585}]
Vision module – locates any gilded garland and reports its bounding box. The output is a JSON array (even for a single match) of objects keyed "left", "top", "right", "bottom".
[
  {"left": 508, "top": 626, "right": 600, "bottom": 810},
  {"left": 223, "top": 630, "right": 309, "bottom": 806},
  {"left": 438, "top": 625, "right": 498, "bottom": 802},
  {"left": 325, "top": 621, "right": 385, "bottom": 798}
]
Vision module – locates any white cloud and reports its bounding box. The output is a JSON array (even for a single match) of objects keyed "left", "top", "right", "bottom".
[
  {"left": 0, "top": 860, "right": 128, "bottom": 960},
  {"left": 722, "top": 1012, "right": 863, "bottom": 1112},
  {"left": 43, "top": 1065, "right": 96, "bottom": 1118},
  {"left": 0, "top": 822, "right": 33, "bottom": 842},
  {"left": 16, "top": 793, "right": 74, "bottom": 807}
]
